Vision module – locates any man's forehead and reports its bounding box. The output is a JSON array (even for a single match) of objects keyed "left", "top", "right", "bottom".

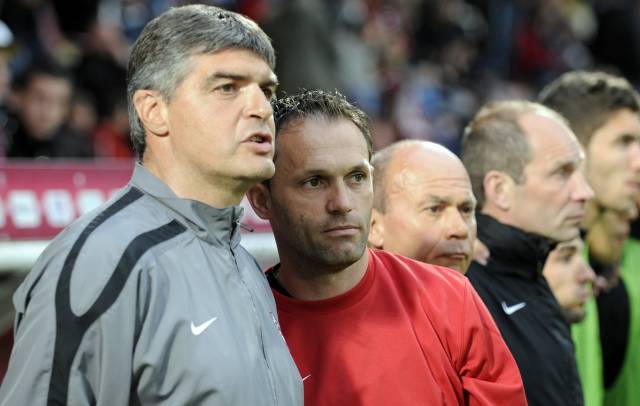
[
  {"left": 521, "top": 114, "right": 584, "bottom": 165},
  {"left": 291, "top": 150, "right": 370, "bottom": 175},
  {"left": 191, "top": 49, "right": 276, "bottom": 80},
  {"left": 30, "top": 74, "right": 71, "bottom": 90},
  {"left": 593, "top": 108, "right": 640, "bottom": 141},
  {"left": 389, "top": 147, "right": 470, "bottom": 188},
  {"left": 388, "top": 164, "right": 474, "bottom": 206},
  {"left": 276, "top": 118, "right": 369, "bottom": 171},
  {"left": 391, "top": 164, "right": 470, "bottom": 187}
]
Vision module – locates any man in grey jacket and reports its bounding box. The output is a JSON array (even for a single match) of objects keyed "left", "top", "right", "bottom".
[{"left": 0, "top": 5, "right": 302, "bottom": 405}]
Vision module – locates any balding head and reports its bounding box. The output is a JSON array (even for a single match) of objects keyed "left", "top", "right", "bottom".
[
  {"left": 369, "top": 140, "right": 477, "bottom": 273},
  {"left": 372, "top": 141, "right": 464, "bottom": 211},
  {"left": 462, "top": 100, "right": 593, "bottom": 242}
]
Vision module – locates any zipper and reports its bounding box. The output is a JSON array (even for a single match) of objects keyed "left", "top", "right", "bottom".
[{"left": 229, "top": 245, "right": 279, "bottom": 405}]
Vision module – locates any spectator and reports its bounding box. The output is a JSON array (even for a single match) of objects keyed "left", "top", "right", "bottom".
[
  {"left": 93, "top": 90, "right": 133, "bottom": 158},
  {"left": 0, "top": 20, "right": 14, "bottom": 157},
  {"left": 6, "top": 58, "right": 93, "bottom": 158}
]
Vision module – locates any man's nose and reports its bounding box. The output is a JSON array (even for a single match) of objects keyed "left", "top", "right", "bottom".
[
  {"left": 577, "top": 261, "right": 596, "bottom": 284},
  {"left": 327, "top": 182, "right": 353, "bottom": 215},
  {"left": 572, "top": 171, "right": 594, "bottom": 202},
  {"left": 445, "top": 209, "right": 470, "bottom": 239},
  {"left": 628, "top": 141, "right": 640, "bottom": 172},
  {"left": 244, "top": 84, "right": 273, "bottom": 120}
]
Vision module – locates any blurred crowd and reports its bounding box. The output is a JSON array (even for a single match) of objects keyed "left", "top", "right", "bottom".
[{"left": 1, "top": 0, "right": 640, "bottom": 159}]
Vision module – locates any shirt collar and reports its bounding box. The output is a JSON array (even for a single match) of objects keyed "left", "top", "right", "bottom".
[
  {"left": 477, "top": 213, "right": 556, "bottom": 279},
  {"left": 130, "top": 163, "right": 243, "bottom": 248}
]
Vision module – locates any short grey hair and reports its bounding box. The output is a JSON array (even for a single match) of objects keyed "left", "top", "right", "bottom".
[
  {"left": 127, "top": 4, "right": 275, "bottom": 158},
  {"left": 461, "top": 100, "right": 567, "bottom": 209}
]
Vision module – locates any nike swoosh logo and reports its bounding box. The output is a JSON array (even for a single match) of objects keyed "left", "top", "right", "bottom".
[
  {"left": 302, "top": 374, "right": 311, "bottom": 382},
  {"left": 191, "top": 317, "right": 218, "bottom": 336},
  {"left": 501, "top": 301, "right": 526, "bottom": 315}
]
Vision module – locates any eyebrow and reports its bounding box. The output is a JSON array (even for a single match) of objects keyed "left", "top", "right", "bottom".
[
  {"left": 203, "top": 71, "right": 279, "bottom": 90},
  {"left": 424, "top": 195, "right": 477, "bottom": 206},
  {"left": 550, "top": 157, "right": 581, "bottom": 173},
  {"left": 619, "top": 132, "right": 640, "bottom": 140},
  {"left": 301, "top": 164, "right": 370, "bottom": 177},
  {"left": 556, "top": 246, "right": 578, "bottom": 256}
]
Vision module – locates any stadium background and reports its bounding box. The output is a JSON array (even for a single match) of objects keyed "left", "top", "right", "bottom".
[{"left": 1, "top": 0, "right": 639, "bottom": 382}]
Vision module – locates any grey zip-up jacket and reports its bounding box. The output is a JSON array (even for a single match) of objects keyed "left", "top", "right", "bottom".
[{"left": 0, "top": 164, "right": 303, "bottom": 405}]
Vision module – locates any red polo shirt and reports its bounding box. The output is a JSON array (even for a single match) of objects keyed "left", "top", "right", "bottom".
[{"left": 271, "top": 249, "right": 527, "bottom": 405}]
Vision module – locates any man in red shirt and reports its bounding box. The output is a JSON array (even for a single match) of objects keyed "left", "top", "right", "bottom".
[{"left": 247, "top": 90, "right": 527, "bottom": 405}]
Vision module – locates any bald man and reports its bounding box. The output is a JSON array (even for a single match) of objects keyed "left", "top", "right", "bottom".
[{"left": 369, "top": 140, "right": 477, "bottom": 273}]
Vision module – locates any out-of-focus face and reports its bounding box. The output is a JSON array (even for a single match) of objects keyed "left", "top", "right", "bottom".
[
  {"left": 265, "top": 116, "right": 373, "bottom": 269},
  {"left": 0, "top": 50, "right": 10, "bottom": 102},
  {"left": 586, "top": 108, "right": 640, "bottom": 218},
  {"left": 543, "top": 238, "right": 595, "bottom": 323},
  {"left": 369, "top": 145, "right": 477, "bottom": 273},
  {"left": 586, "top": 208, "right": 631, "bottom": 269},
  {"left": 157, "top": 49, "right": 278, "bottom": 188},
  {"left": 508, "top": 112, "right": 594, "bottom": 242},
  {"left": 20, "top": 74, "right": 72, "bottom": 140}
]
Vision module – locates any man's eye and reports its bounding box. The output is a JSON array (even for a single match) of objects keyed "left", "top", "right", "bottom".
[
  {"left": 555, "top": 166, "right": 573, "bottom": 179},
  {"left": 262, "top": 87, "right": 276, "bottom": 100},
  {"left": 426, "top": 206, "right": 442, "bottom": 214},
  {"left": 216, "top": 83, "right": 236, "bottom": 94},
  {"left": 303, "top": 178, "right": 321, "bottom": 188},
  {"left": 460, "top": 205, "right": 475, "bottom": 215},
  {"left": 620, "top": 134, "right": 639, "bottom": 146},
  {"left": 351, "top": 173, "right": 366, "bottom": 183},
  {"left": 560, "top": 255, "right": 573, "bottom": 264}
]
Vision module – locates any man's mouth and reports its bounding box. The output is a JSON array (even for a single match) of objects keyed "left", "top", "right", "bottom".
[
  {"left": 243, "top": 132, "right": 273, "bottom": 154},
  {"left": 439, "top": 252, "right": 468, "bottom": 260},
  {"left": 627, "top": 180, "right": 640, "bottom": 193},
  {"left": 247, "top": 134, "right": 272, "bottom": 144},
  {"left": 565, "top": 212, "right": 586, "bottom": 223},
  {"left": 324, "top": 225, "right": 360, "bottom": 237}
]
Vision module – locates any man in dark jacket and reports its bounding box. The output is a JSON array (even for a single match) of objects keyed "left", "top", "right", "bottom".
[{"left": 461, "top": 100, "right": 594, "bottom": 406}]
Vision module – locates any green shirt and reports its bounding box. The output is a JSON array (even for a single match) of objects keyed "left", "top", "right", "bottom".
[
  {"left": 572, "top": 294, "right": 603, "bottom": 406},
  {"left": 572, "top": 238, "right": 640, "bottom": 406},
  {"left": 604, "top": 238, "right": 640, "bottom": 406}
]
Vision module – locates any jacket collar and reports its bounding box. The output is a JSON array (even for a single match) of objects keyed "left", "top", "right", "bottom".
[
  {"left": 477, "top": 213, "right": 555, "bottom": 279},
  {"left": 130, "top": 163, "right": 243, "bottom": 248}
]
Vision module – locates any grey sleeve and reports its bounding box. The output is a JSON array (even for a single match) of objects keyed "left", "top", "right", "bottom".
[
  {"left": 0, "top": 261, "right": 58, "bottom": 405},
  {"left": 0, "top": 254, "right": 143, "bottom": 406}
]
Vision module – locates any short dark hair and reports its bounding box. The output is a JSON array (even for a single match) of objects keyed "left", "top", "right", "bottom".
[
  {"left": 539, "top": 71, "right": 640, "bottom": 147},
  {"left": 462, "top": 101, "right": 566, "bottom": 209},
  {"left": 271, "top": 90, "right": 373, "bottom": 161},
  {"left": 127, "top": 4, "right": 275, "bottom": 158},
  {"left": 14, "top": 58, "right": 73, "bottom": 90}
]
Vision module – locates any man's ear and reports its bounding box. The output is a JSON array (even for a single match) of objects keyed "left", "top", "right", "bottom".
[
  {"left": 246, "top": 183, "right": 272, "bottom": 220},
  {"left": 368, "top": 209, "right": 385, "bottom": 248},
  {"left": 133, "top": 89, "right": 169, "bottom": 137},
  {"left": 483, "top": 170, "right": 513, "bottom": 211}
]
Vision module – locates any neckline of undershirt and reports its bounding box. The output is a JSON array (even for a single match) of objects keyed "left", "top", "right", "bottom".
[{"left": 268, "top": 249, "right": 377, "bottom": 315}]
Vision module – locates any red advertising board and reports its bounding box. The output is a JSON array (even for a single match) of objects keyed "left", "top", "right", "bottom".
[{"left": 0, "top": 160, "right": 272, "bottom": 240}]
